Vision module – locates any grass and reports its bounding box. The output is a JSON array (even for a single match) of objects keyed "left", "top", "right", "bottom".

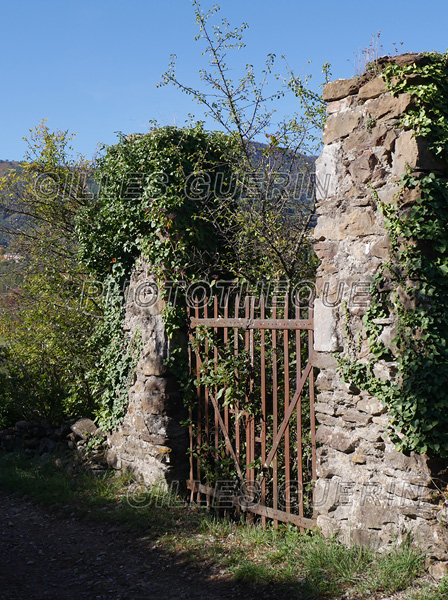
[{"left": 0, "top": 449, "right": 447, "bottom": 599}]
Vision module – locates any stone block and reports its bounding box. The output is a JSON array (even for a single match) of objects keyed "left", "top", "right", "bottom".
[
  {"left": 144, "top": 413, "right": 171, "bottom": 437},
  {"left": 383, "top": 128, "right": 398, "bottom": 152},
  {"left": 348, "top": 528, "right": 378, "bottom": 549},
  {"left": 355, "top": 425, "right": 384, "bottom": 443},
  {"left": 315, "top": 142, "right": 343, "bottom": 200},
  {"left": 315, "top": 370, "right": 336, "bottom": 391},
  {"left": 392, "top": 130, "right": 448, "bottom": 175},
  {"left": 356, "top": 397, "right": 385, "bottom": 416},
  {"left": 106, "top": 448, "right": 121, "bottom": 469},
  {"left": 370, "top": 237, "right": 390, "bottom": 259},
  {"left": 323, "top": 78, "right": 361, "bottom": 102},
  {"left": 391, "top": 52, "right": 429, "bottom": 67},
  {"left": 366, "top": 93, "right": 412, "bottom": 122},
  {"left": 316, "top": 514, "right": 341, "bottom": 538},
  {"left": 310, "top": 351, "right": 338, "bottom": 369},
  {"left": 314, "top": 241, "right": 337, "bottom": 261},
  {"left": 313, "top": 298, "right": 339, "bottom": 352},
  {"left": 344, "top": 123, "right": 388, "bottom": 152},
  {"left": 429, "top": 561, "right": 448, "bottom": 580},
  {"left": 348, "top": 151, "right": 378, "bottom": 184},
  {"left": 358, "top": 77, "right": 386, "bottom": 100},
  {"left": 316, "top": 413, "right": 340, "bottom": 427},
  {"left": 352, "top": 451, "right": 367, "bottom": 464},
  {"left": 384, "top": 444, "right": 427, "bottom": 469},
  {"left": 373, "top": 361, "right": 398, "bottom": 381},
  {"left": 413, "top": 522, "right": 448, "bottom": 561},
  {"left": 341, "top": 410, "right": 372, "bottom": 425},
  {"left": 323, "top": 110, "right": 361, "bottom": 145},
  {"left": 398, "top": 183, "right": 423, "bottom": 207},
  {"left": 372, "top": 416, "right": 388, "bottom": 429},
  {"left": 377, "top": 182, "right": 400, "bottom": 205},
  {"left": 141, "top": 357, "right": 168, "bottom": 377},
  {"left": 71, "top": 418, "right": 98, "bottom": 440},
  {"left": 353, "top": 504, "right": 399, "bottom": 529},
  {"left": 316, "top": 425, "right": 358, "bottom": 453},
  {"left": 314, "top": 401, "right": 336, "bottom": 416},
  {"left": 326, "top": 95, "right": 358, "bottom": 114}
]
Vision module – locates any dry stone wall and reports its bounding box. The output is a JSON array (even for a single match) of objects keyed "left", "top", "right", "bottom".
[
  {"left": 107, "top": 259, "right": 188, "bottom": 487},
  {"left": 313, "top": 54, "right": 448, "bottom": 568}
]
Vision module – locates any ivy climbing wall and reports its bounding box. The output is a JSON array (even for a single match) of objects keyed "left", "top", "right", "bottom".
[{"left": 313, "top": 52, "right": 448, "bottom": 569}]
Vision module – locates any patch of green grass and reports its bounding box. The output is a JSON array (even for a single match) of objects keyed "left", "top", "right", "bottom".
[
  {"left": 372, "top": 537, "right": 425, "bottom": 594},
  {"left": 0, "top": 449, "right": 443, "bottom": 600},
  {"left": 405, "top": 575, "right": 448, "bottom": 600},
  {"left": 302, "top": 533, "right": 374, "bottom": 596}
]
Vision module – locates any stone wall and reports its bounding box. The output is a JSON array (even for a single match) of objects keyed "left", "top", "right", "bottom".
[
  {"left": 313, "top": 53, "right": 448, "bottom": 568},
  {"left": 107, "top": 259, "right": 189, "bottom": 487}
]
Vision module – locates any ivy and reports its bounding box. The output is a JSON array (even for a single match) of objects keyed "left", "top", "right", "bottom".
[
  {"left": 340, "top": 52, "right": 448, "bottom": 456},
  {"left": 76, "top": 123, "right": 238, "bottom": 431},
  {"left": 85, "top": 275, "right": 142, "bottom": 432}
]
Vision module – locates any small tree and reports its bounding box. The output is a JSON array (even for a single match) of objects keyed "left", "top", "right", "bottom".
[{"left": 159, "top": 0, "right": 330, "bottom": 283}]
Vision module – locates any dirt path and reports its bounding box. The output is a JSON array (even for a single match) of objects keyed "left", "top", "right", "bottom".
[{"left": 0, "top": 491, "right": 297, "bottom": 600}]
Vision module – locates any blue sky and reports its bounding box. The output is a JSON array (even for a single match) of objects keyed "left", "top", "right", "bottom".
[{"left": 1, "top": 0, "right": 447, "bottom": 160}]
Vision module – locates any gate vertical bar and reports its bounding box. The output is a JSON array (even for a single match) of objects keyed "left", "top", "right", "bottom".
[
  {"left": 308, "top": 303, "right": 317, "bottom": 515},
  {"left": 214, "top": 296, "right": 219, "bottom": 456},
  {"left": 284, "top": 294, "right": 291, "bottom": 514},
  {"left": 272, "top": 297, "right": 278, "bottom": 529},
  {"left": 204, "top": 299, "right": 210, "bottom": 508},
  {"left": 223, "top": 293, "right": 230, "bottom": 448},
  {"left": 244, "top": 296, "right": 251, "bottom": 485},
  {"left": 249, "top": 297, "right": 255, "bottom": 485},
  {"left": 234, "top": 294, "right": 240, "bottom": 466},
  {"left": 194, "top": 297, "right": 202, "bottom": 504},
  {"left": 296, "top": 301, "right": 304, "bottom": 527},
  {"left": 260, "top": 294, "right": 267, "bottom": 527},
  {"left": 187, "top": 305, "right": 195, "bottom": 502}
]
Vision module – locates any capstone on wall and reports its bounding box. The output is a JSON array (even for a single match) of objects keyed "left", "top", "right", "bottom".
[{"left": 313, "top": 53, "right": 448, "bottom": 569}]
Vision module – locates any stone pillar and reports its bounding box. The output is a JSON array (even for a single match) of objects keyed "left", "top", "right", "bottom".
[
  {"left": 313, "top": 54, "right": 448, "bottom": 564},
  {"left": 107, "top": 259, "right": 189, "bottom": 486}
]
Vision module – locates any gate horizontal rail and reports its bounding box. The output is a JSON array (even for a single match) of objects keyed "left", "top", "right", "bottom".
[{"left": 190, "top": 317, "right": 313, "bottom": 330}]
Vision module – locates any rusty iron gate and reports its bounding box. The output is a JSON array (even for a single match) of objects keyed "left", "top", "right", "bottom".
[{"left": 187, "top": 291, "right": 316, "bottom": 529}]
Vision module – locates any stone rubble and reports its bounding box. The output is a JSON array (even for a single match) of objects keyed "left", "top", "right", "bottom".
[{"left": 0, "top": 417, "right": 108, "bottom": 471}]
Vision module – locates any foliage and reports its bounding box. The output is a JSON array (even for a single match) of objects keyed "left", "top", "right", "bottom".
[
  {"left": 77, "top": 124, "right": 238, "bottom": 284},
  {"left": 159, "top": 0, "right": 328, "bottom": 282},
  {"left": 76, "top": 124, "right": 239, "bottom": 430},
  {"left": 339, "top": 52, "right": 448, "bottom": 456},
  {"left": 0, "top": 122, "right": 98, "bottom": 424},
  {"left": 85, "top": 277, "right": 142, "bottom": 432}
]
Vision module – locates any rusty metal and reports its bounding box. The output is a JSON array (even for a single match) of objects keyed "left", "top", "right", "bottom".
[
  {"left": 296, "top": 301, "right": 304, "bottom": 528},
  {"left": 260, "top": 294, "right": 267, "bottom": 527},
  {"left": 190, "top": 317, "right": 313, "bottom": 330},
  {"left": 188, "top": 291, "right": 316, "bottom": 528},
  {"left": 272, "top": 300, "right": 279, "bottom": 528},
  {"left": 284, "top": 294, "right": 291, "bottom": 514}
]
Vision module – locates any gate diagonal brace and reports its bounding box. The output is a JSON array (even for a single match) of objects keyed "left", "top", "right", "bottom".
[
  {"left": 207, "top": 390, "right": 244, "bottom": 481},
  {"left": 263, "top": 362, "right": 313, "bottom": 470}
]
